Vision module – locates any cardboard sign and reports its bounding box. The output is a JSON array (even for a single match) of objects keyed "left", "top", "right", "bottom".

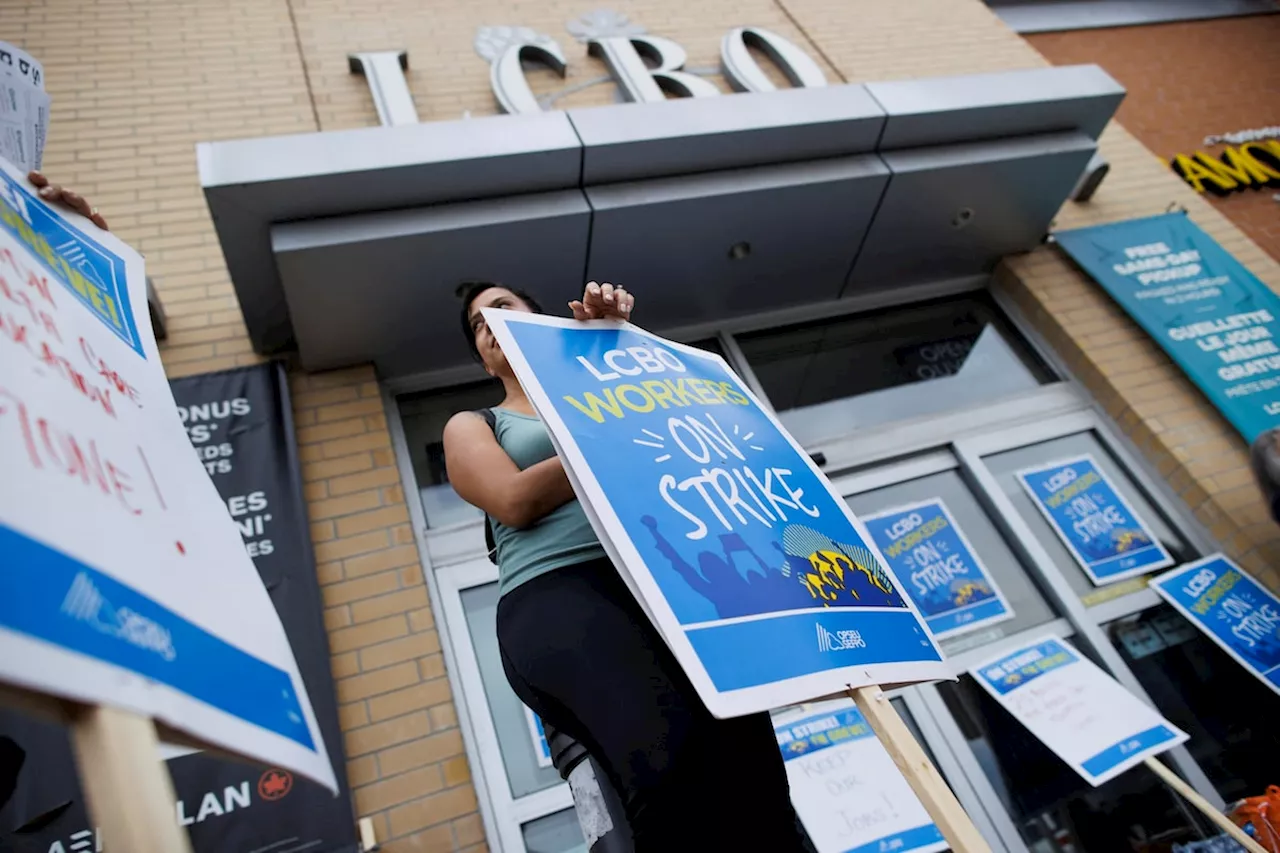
[
  {"left": 0, "top": 160, "right": 336, "bottom": 792},
  {"left": 776, "top": 701, "right": 945, "bottom": 853},
  {"left": 1151, "top": 555, "right": 1280, "bottom": 696},
  {"left": 484, "top": 310, "right": 945, "bottom": 718},
  {"left": 1017, "top": 454, "right": 1173, "bottom": 585},
  {"left": 970, "top": 636, "right": 1187, "bottom": 786},
  {"left": 1056, "top": 213, "right": 1280, "bottom": 443},
  {"left": 862, "top": 499, "right": 1014, "bottom": 639}
]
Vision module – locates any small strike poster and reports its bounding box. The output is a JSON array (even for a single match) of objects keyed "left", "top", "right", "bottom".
[
  {"left": 1151, "top": 555, "right": 1280, "bottom": 696},
  {"left": 1017, "top": 454, "right": 1173, "bottom": 585},
  {"left": 862, "top": 498, "right": 1014, "bottom": 639}
]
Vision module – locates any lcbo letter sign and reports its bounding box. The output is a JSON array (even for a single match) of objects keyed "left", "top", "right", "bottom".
[{"left": 486, "top": 23, "right": 828, "bottom": 114}]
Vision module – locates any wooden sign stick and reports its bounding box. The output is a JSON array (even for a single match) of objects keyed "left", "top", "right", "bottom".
[
  {"left": 851, "top": 685, "right": 992, "bottom": 853},
  {"left": 68, "top": 704, "right": 194, "bottom": 853},
  {"left": 1144, "top": 757, "right": 1266, "bottom": 853}
]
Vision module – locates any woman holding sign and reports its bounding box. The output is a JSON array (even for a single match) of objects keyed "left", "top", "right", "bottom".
[{"left": 444, "top": 282, "right": 811, "bottom": 852}]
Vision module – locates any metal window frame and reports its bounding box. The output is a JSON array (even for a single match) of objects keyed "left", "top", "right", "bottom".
[
  {"left": 434, "top": 558, "right": 575, "bottom": 852},
  {"left": 953, "top": 417, "right": 1224, "bottom": 809},
  {"left": 387, "top": 389, "right": 548, "bottom": 853},
  {"left": 985, "top": 0, "right": 1280, "bottom": 34}
]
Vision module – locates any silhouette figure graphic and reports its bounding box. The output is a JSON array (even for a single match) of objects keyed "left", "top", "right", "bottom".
[
  {"left": 639, "top": 516, "right": 904, "bottom": 618},
  {"left": 640, "top": 516, "right": 812, "bottom": 618}
]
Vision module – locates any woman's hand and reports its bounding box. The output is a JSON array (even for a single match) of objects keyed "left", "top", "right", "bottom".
[
  {"left": 28, "top": 171, "right": 109, "bottom": 231},
  {"left": 569, "top": 281, "right": 634, "bottom": 321}
]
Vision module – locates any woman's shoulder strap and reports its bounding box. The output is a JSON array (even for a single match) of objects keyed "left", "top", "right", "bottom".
[{"left": 473, "top": 408, "right": 500, "bottom": 564}]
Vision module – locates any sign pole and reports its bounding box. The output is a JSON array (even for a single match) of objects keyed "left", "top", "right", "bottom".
[
  {"left": 850, "top": 685, "right": 991, "bottom": 853},
  {"left": 68, "top": 704, "right": 194, "bottom": 853},
  {"left": 1143, "top": 757, "right": 1266, "bottom": 853}
]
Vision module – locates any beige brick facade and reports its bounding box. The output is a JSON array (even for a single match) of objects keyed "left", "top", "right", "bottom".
[
  {"left": 1029, "top": 16, "right": 1280, "bottom": 264},
  {"left": 7, "top": 0, "right": 1278, "bottom": 850}
]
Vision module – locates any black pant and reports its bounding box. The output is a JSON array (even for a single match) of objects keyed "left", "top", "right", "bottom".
[{"left": 497, "top": 557, "right": 811, "bottom": 851}]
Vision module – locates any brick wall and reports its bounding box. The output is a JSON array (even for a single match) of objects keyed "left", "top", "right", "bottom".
[
  {"left": 10, "top": 0, "right": 1280, "bottom": 851},
  {"left": 1029, "top": 16, "right": 1280, "bottom": 263}
]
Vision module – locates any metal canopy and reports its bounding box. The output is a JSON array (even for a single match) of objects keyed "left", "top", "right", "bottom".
[{"left": 198, "top": 64, "right": 1124, "bottom": 378}]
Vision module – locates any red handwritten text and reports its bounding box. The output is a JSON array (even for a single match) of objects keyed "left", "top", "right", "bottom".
[{"left": 0, "top": 387, "right": 142, "bottom": 515}]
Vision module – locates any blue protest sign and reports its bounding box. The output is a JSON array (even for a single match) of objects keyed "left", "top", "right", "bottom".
[
  {"left": 1017, "top": 454, "right": 1173, "bottom": 585},
  {"left": 776, "top": 702, "right": 945, "bottom": 853},
  {"left": 485, "top": 311, "right": 946, "bottom": 717},
  {"left": 862, "top": 499, "right": 1014, "bottom": 639},
  {"left": 524, "top": 706, "right": 553, "bottom": 768},
  {"left": 971, "top": 637, "right": 1187, "bottom": 786},
  {"left": 1151, "top": 555, "right": 1280, "bottom": 696},
  {"left": 1055, "top": 213, "right": 1280, "bottom": 443}
]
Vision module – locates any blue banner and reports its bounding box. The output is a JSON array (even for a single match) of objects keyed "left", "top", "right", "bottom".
[
  {"left": 1018, "top": 454, "right": 1173, "bottom": 584},
  {"left": 862, "top": 499, "right": 1013, "bottom": 639},
  {"left": 1152, "top": 556, "right": 1280, "bottom": 696},
  {"left": 495, "top": 315, "right": 943, "bottom": 710},
  {"left": 1055, "top": 213, "right": 1280, "bottom": 443}
]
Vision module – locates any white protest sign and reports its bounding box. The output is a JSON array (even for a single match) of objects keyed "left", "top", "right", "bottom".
[
  {"left": 0, "top": 41, "right": 49, "bottom": 172},
  {"left": 969, "top": 635, "right": 1186, "bottom": 786},
  {"left": 0, "top": 159, "right": 336, "bottom": 792},
  {"left": 776, "top": 700, "right": 945, "bottom": 853},
  {"left": 484, "top": 310, "right": 946, "bottom": 718}
]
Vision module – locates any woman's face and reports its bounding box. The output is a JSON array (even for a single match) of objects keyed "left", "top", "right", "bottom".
[{"left": 467, "top": 286, "right": 534, "bottom": 375}]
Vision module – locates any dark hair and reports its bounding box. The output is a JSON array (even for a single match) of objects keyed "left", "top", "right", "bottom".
[{"left": 457, "top": 280, "right": 543, "bottom": 362}]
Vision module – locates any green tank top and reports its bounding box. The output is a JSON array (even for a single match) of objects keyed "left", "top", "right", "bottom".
[{"left": 491, "top": 409, "right": 606, "bottom": 596}]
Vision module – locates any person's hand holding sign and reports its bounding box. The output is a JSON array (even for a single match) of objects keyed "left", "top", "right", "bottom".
[
  {"left": 27, "top": 170, "right": 108, "bottom": 231},
  {"left": 569, "top": 280, "right": 633, "bottom": 321}
]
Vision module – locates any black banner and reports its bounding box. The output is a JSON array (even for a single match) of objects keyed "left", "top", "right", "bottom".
[{"left": 0, "top": 363, "right": 358, "bottom": 853}]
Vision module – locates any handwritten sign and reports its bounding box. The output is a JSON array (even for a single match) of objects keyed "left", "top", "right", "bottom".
[
  {"left": 485, "top": 311, "right": 945, "bottom": 717},
  {"left": 776, "top": 701, "right": 945, "bottom": 853},
  {"left": 1017, "top": 454, "right": 1173, "bottom": 585},
  {"left": 0, "top": 160, "right": 336, "bottom": 791},
  {"left": 970, "top": 636, "right": 1187, "bottom": 785},
  {"left": 862, "top": 499, "right": 1014, "bottom": 639},
  {"left": 1151, "top": 555, "right": 1280, "bottom": 696}
]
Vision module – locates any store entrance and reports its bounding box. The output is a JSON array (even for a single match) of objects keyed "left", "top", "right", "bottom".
[{"left": 392, "top": 282, "right": 1273, "bottom": 853}]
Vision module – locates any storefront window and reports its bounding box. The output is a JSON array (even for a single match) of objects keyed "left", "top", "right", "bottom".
[
  {"left": 401, "top": 380, "right": 504, "bottom": 528},
  {"left": 981, "top": 431, "right": 1196, "bottom": 604},
  {"left": 845, "top": 468, "right": 1059, "bottom": 653},
  {"left": 1107, "top": 605, "right": 1280, "bottom": 804},
  {"left": 460, "top": 581, "right": 563, "bottom": 799},
  {"left": 521, "top": 809, "right": 586, "bottom": 853},
  {"left": 736, "top": 295, "right": 1054, "bottom": 448},
  {"left": 937, "top": 670, "right": 1215, "bottom": 851}
]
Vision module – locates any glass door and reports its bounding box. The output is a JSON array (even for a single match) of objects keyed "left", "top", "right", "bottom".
[
  {"left": 436, "top": 559, "right": 582, "bottom": 853},
  {"left": 830, "top": 414, "right": 1240, "bottom": 853}
]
